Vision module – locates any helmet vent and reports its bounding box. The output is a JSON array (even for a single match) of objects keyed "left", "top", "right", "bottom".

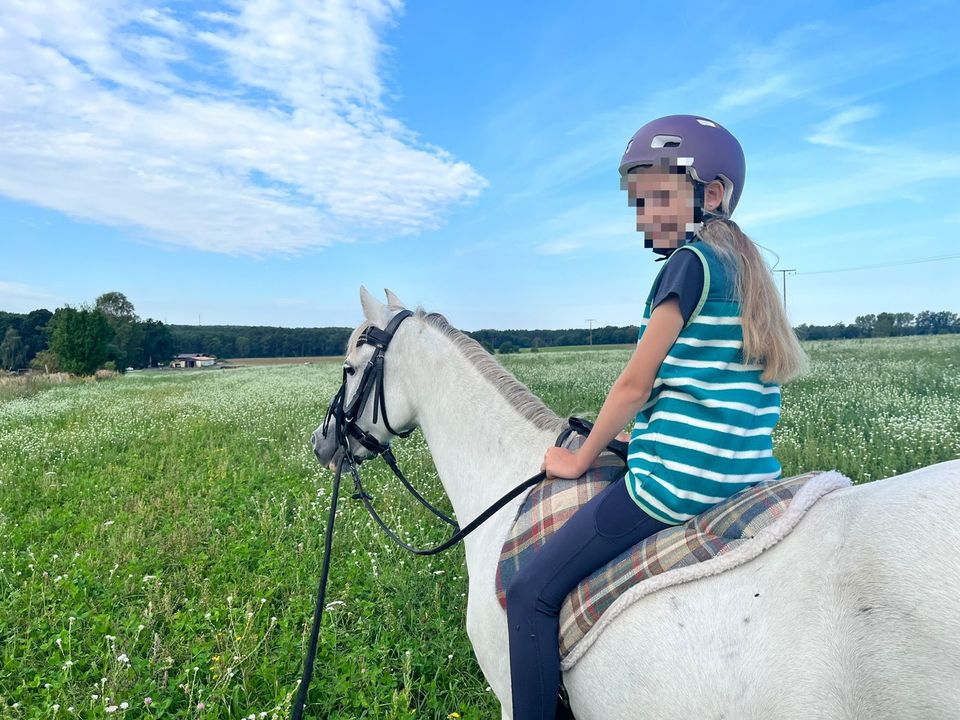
[
  {"left": 651, "top": 134, "right": 682, "bottom": 149},
  {"left": 695, "top": 118, "right": 717, "bottom": 127}
]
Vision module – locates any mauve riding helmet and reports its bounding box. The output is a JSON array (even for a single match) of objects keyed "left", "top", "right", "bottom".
[{"left": 619, "top": 114, "right": 746, "bottom": 219}]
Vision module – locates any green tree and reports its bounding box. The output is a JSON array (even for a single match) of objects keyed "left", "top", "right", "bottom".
[
  {"left": 95, "top": 292, "right": 136, "bottom": 320},
  {"left": 141, "top": 319, "right": 174, "bottom": 366},
  {"left": 873, "top": 312, "right": 895, "bottom": 338},
  {"left": 96, "top": 291, "right": 142, "bottom": 368},
  {"left": 854, "top": 314, "right": 876, "bottom": 338},
  {"left": 931, "top": 311, "right": 959, "bottom": 334},
  {"left": 49, "top": 306, "right": 114, "bottom": 375},
  {"left": 21, "top": 308, "right": 52, "bottom": 364},
  {"left": 0, "top": 328, "right": 27, "bottom": 370},
  {"left": 893, "top": 312, "right": 915, "bottom": 336},
  {"left": 498, "top": 341, "right": 518, "bottom": 354},
  {"left": 30, "top": 350, "right": 61, "bottom": 373}
]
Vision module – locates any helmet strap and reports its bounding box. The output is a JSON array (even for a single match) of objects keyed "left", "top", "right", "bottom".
[
  {"left": 691, "top": 179, "right": 729, "bottom": 237},
  {"left": 689, "top": 180, "right": 705, "bottom": 238}
]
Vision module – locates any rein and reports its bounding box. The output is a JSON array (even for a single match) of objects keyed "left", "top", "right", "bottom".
[{"left": 290, "top": 311, "right": 626, "bottom": 719}]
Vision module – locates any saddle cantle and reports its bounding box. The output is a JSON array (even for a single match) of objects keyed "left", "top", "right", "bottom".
[{"left": 495, "top": 431, "right": 851, "bottom": 668}]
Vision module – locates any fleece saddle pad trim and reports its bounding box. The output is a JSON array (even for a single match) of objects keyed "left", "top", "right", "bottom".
[
  {"left": 493, "top": 433, "right": 852, "bottom": 669},
  {"left": 558, "top": 469, "right": 850, "bottom": 669}
]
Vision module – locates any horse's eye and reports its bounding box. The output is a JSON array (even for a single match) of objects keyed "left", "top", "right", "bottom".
[{"left": 344, "top": 365, "right": 355, "bottom": 376}]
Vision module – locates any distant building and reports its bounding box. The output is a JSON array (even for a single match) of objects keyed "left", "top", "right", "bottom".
[{"left": 170, "top": 353, "right": 217, "bottom": 369}]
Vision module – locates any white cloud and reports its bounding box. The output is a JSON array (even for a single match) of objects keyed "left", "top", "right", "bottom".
[
  {"left": 532, "top": 207, "right": 634, "bottom": 257},
  {"left": 737, "top": 145, "right": 960, "bottom": 227},
  {"left": 806, "top": 105, "right": 881, "bottom": 152},
  {"left": 716, "top": 73, "right": 795, "bottom": 111},
  {"left": 0, "top": 1, "right": 486, "bottom": 256},
  {"left": 535, "top": 239, "right": 582, "bottom": 255}
]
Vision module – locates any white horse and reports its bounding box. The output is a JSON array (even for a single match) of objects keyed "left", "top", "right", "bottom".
[{"left": 312, "top": 287, "right": 960, "bottom": 720}]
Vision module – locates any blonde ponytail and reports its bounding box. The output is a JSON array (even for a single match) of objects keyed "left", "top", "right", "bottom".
[{"left": 698, "top": 219, "right": 810, "bottom": 385}]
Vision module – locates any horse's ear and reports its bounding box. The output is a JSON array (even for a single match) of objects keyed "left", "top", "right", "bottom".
[
  {"left": 360, "top": 285, "right": 387, "bottom": 325},
  {"left": 384, "top": 288, "right": 407, "bottom": 308}
]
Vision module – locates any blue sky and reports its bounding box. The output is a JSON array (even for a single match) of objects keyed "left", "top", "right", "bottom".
[{"left": 2, "top": 0, "right": 958, "bottom": 332}]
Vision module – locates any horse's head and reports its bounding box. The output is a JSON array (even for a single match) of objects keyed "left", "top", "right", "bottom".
[{"left": 311, "top": 286, "right": 418, "bottom": 470}]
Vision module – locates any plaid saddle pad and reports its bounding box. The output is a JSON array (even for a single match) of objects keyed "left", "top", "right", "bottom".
[{"left": 495, "top": 431, "right": 827, "bottom": 661}]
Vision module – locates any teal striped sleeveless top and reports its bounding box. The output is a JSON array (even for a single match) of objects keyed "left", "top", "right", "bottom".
[{"left": 626, "top": 240, "right": 782, "bottom": 525}]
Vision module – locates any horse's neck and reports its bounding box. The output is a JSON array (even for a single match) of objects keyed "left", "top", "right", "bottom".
[{"left": 396, "top": 323, "right": 559, "bottom": 531}]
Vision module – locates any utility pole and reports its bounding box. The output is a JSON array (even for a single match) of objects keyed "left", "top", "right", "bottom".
[
  {"left": 585, "top": 318, "right": 598, "bottom": 346},
  {"left": 774, "top": 269, "right": 795, "bottom": 309}
]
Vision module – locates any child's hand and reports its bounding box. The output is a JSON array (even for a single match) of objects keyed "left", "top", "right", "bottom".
[
  {"left": 616, "top": 431, "right": 630, "bottom": 442},
  {"left": 541, "top": 446, "right": 588, "bottom": 480}
]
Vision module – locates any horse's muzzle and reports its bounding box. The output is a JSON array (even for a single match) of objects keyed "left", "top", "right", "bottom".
[{"left": 311, "top": 426, "right": 340, "bottom": 470}]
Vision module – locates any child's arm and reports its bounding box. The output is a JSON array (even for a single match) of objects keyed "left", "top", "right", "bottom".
[{"left": 542, "top": 296, "right": 685, "bottom": 479}]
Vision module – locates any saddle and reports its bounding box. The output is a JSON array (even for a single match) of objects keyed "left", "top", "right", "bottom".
[{"left": 495, "top": 419, "right": 851, "bottom": 669}]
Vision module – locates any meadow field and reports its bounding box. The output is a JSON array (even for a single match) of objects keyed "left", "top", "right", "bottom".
[{"left": 1, "top": 335, "right": 958, "bottom": 718}]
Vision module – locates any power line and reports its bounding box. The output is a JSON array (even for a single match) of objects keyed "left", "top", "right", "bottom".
[
  {"left": 585, "top": 318, "right": 598, "bottom": 345},
  {"left": 774, "top": 269, "right": 795, "bottom": 308},
  {"left": 796, "top": 253, "right": 960, "bottom": 276}
]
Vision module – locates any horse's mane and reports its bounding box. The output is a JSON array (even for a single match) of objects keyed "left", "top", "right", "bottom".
[
  {"left": 347, "top": 307, "right": 567, "bottom": 434},
  {"left": 418, "top": 309, "right": 567, "bottom": 433}
]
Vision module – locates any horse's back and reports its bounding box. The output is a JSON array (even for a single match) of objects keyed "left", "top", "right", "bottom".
[{"left": 565, "top": 460, "right": 960, "bottom": 719}]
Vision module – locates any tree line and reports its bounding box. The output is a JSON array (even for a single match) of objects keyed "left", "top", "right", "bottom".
[
  {"left": 166, "top": 325, "right": 353, "bottom": 360},
  {"left": 2, "top": 293, "right": 957, "bottom": 375},
  {"left": 164, "top": 324, "right": 639, "bottom": 358},
  {"left": 463, "top": 311, "right": 960, "bottom": 351},
  {"left": 795, "top": 311, "right": 959, "bottom": 340},
  {"left": 1, "top": 292, "right": 174, "bottom": 375}
]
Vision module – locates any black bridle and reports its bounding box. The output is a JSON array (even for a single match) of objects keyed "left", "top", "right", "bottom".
[
  {"left": 291, "top": 310, "right": 626, "bottom": 719},
  {"left": 317, "top": 308, "right": 462, "bottom": 535},
  {"left": 321, "top": 309, "right": 418, "bottom": 461}
]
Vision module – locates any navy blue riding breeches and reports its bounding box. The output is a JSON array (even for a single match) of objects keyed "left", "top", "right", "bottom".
[{"left": 505, "top": 472, "right": 670, "bottom": 720}]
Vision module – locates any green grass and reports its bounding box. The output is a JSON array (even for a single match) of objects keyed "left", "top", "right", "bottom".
[
  {"left": 0, "top": 375, "right": 77, "bottom": 404},
  {"left": 1, "top": 335, "right": 958, "bottom": 718},
  {"left": 516, "top": 343, "right": 634, "bottom": 353}
]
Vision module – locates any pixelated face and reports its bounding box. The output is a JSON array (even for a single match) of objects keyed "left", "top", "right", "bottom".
[{"left": 622, "top": 161, "right": 696, "bottom": 250}]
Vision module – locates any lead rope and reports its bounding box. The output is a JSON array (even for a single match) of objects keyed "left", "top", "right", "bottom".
[{"left": 290, "top": 453, "right": 347, "bottom": 720}]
